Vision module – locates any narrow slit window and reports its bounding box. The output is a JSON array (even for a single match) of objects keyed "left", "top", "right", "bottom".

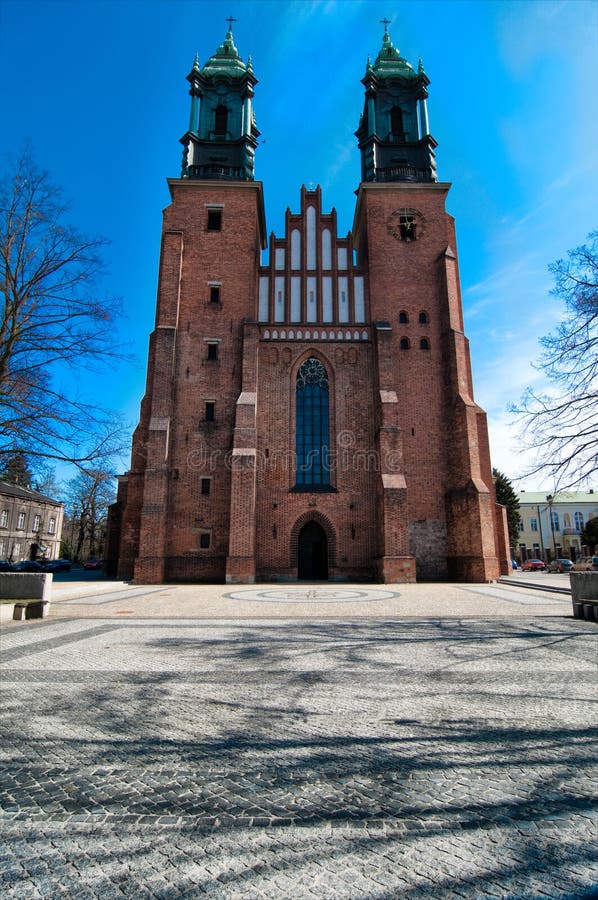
[
  {"left": 205, "top": 401, "right": 215, "bottom": 421},
  {"left": 210, "top": 286, "right": 221, "bottom": 304},
  {"left": 201, "top": 478, "right": 211, "bottom": 496},
  {"left": 207, "top": 343, "right": 218, "bottom": 361}
]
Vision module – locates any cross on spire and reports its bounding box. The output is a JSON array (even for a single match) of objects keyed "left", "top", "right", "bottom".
[
  {"left": 380, "top": 17, "right": 391, "bottom": 34},
  {"left": 225, "top": 15, "right": 237, "bottom": 31}
]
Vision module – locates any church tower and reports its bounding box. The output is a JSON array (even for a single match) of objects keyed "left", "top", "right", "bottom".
[
  {"left": 352, "top": 27, "right": 505, "bottom": 581},
  {"left": 113, "top": 26, "right": 266, "bottom": 583},
  {"left": 108, "top": 24, "right": 509, "bottom": 585}
]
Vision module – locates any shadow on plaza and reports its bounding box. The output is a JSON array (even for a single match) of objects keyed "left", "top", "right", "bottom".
[{"left": 2, "top": 618, "right": 597, "bottom": 896}]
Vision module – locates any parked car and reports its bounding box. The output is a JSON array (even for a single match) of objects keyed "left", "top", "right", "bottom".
[
  {"left": 573, "top": 556, "right": 598, "bottom": 571},
  {"left": 521, "top": 559, "right": 547, "bottom": 572},
  {"left": 548, "top": 558, "right": 574, "bottom": 574},
  {"left": 12, "top": 560, "right": 46, "bottom": 572},
  {"left": 83, "top": 559, "right": 104, "bottom": 570},
  {"left": 0, "top": 560, "right": 14, "bottom": 571},
  {"left": 43, "top": 559, "right": 72, "bottom": 572}
]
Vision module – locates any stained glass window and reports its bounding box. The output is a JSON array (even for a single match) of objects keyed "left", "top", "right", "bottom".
[{"left": 296, "top": 358, "right": 330, "bottom": 487}]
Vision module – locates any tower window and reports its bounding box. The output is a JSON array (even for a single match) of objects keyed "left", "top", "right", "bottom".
[
  {"left": 399, "top": 311, "right": 409, "bottom": 324},
  {"left": 399, "top": 214, "right": 416, "bottom": 241},
  {"left": 201, "top": 478, "right": 211, "bottom": 496},
  {"left": 391, "top": 106, "right": 404, "bottom": 139},
  {"left": 214, "top": 105, "right": 228, "bottom": 136},
  {"left": 419, "top": 311, "right": 429, "bottom": 324},
  {"left": 207, "top": 342, "right": 218, "bottom": 361},
  {"left": 295, "top": 358, "right": 330, "bottom": 488},
  {"left": 210, "top": 285, "right": 221, "bottom": 304},
  {"left": 198, "top": 530, "right": 211, "bottom": 550},
  {"left": 207, "top": 209, "right": 222, "bottom": 231},
  {"left": 205, "top": 401, "right": 215, "bottom": 421},
  {"left": 420, "top": 338, "right": 430, "bottom": 350},
  {"left": 400, "top": 337, "right": 410, "bottom": 350}
]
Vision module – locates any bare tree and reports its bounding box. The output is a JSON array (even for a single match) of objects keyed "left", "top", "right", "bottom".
[
  {"left": 515, "top": 230, "right": 598, "bottom": 490},
  {"left": 64, "top": 470, "right": 115, "bottom": 561},
  {"left": 0, "top": 148, "right": 127, "bottom": 471}
]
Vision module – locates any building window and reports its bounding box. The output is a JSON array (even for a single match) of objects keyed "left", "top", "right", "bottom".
[
  {"left": 209, "top": 285, "right": 221, "bottom": 304},
  {"left": 420, "top": 338, "right": 430, "bottom": 350},
  {"left": 48, "top": 517, "right": 56, "bottom": 534},
  {"left": 33, "top": 514, "right": 41, "bottom": 531},
  {"left": 551, "top": 511, "right": 560, "bottom": 532},
  {"left": 17, "top": 512, "right": 25, "bottom": 530},
  {"left": 207, "top": 209, "right": 222, "bottom": 231},
  {"left": 399, "top": 311, "right": 409, "bottom": 324},
  {"left": 207, "top": 342, "right": 218, "bottom": 361},
  {"left": 419, "top": 311, "right": 429, "bottom": 324},
  {"left": 201, "top": 478, "right": 211, "bottom": 496},
  {"left": 574, "top": 511, "right": 584, "bottom": 530},
  {"left": 295, "top": 358, "right": 330, "bottom": 488},
  {"left": 400, "top": 337, "right": 410, "bottom": 350},
  {"left": 214, "top": 104, "right": 228, "bottom": 136},
  {"left": 399, "top": 214, "right": 416, "bottom": 241},
  {"left": 0, "top": 510, "right": 7, "bottom": 528},
  {"left": 198, "top": 530, "right": 211, "bottom": 550},
  {"left": 390, "top": 106, "right": 404, "bottom": 138},
  {"left": 0, "top": 540, "right": 5, "bottom": 557},
  {"left": 530, "top": 517, "right": 538, "bottom": 532},
  {"left": 532, "top": 543, "right": 541, "bottom": 557},
  {"left": 205, "top": 401, "right": 215, "bottom": 422}
]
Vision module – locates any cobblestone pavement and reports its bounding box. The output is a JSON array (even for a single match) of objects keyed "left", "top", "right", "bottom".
[{"left": 1, "top": 613, "right": 597, "bottom": 898}]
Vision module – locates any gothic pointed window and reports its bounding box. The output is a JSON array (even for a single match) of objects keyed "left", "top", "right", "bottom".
[
  {"left": 295, "top": 358, "right": 330, "bottom": 489},
  {"left": 214, "top": 105, "right": 228, "bottom": 137}
]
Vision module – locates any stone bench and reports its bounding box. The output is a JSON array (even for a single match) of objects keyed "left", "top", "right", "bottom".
[
  {"left": 0, "top": 573, "right": 52, "bottom": 622},
  {"left": 570, "top": 572, "right": 598, "bottom": 623}
]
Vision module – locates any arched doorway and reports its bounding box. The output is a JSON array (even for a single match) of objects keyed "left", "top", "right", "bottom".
[{"left": 297, "top": 521, "right": 328, "bottom": 580}]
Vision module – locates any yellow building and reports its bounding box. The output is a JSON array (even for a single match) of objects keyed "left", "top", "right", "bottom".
[{"left": 516, "top": 490, "right": 597, "bottom": 563}]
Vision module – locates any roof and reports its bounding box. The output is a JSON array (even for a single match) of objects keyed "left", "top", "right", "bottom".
[
  {"left": 517, "top": 491, "right": 598, "bottom": 505},
  {"left": 0, "top": 480, "right": 63, "bottom": 506}
]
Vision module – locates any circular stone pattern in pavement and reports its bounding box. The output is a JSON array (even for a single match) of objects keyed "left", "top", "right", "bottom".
[{"left": 225, "top": 587, "right": 399, "bottom": 603}]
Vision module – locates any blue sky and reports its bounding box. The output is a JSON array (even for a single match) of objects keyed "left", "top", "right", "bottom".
[{"left": 1, "top": 0, "right": 597, "bottom": 490}]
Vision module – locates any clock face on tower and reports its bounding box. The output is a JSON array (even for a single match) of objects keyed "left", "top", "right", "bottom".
[{"left": 387, "top": 207, "right": 427, "bottom": 242}]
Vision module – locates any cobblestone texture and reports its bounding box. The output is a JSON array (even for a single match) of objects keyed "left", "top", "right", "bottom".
[{"left": 1, "top": 615, "right": 597, "bottom": 897}]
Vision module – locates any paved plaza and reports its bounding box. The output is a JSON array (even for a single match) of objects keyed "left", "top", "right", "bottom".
[{"left": 1, "top": 579, "right": 597, "bottom": 898}]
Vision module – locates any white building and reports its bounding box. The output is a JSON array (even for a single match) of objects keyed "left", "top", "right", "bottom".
[{"left": 516, "top": 490, "right": 597, "bottom": 563}]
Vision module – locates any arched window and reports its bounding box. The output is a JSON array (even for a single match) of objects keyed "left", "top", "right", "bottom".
[
  {"left": 419, "top": 311, "right": 429, "bottom": 324},
  {"left": 399, "top": 311, "right": 409, "bottom": 324},
  {"left": 400, "top": 337, "right": 410, "bottom": 350},
  {"left": 295, "top": 359, "right": 330, "bottom": 488},
  {"left": 574, "top": 511, "right": 584, "bottom": 530},
  {"left": 391, "top": 106, "right": 404, "bottom": 138},
  {"left": 420, "top": 338, "right": 430, "bottom": 350},
  {"left": 214, "top": 105, "right": 228, "bottom": 136}
]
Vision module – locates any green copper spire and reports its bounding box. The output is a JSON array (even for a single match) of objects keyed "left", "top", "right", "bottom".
[
  {"left": 202, "top": 27, "right": 248, "bottom": 77},
  {"left": 355, "top": 25, "right": 437, "bottom": 183},
  {"left": 181, "top": 24, "right": 260, "bottom": 181},
  {"left": 371, "top": 28, "right": 416, "bottom": 78}
]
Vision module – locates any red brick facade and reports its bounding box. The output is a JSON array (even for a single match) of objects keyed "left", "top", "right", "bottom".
[{"left": 110, "top": 180, "right": 510, "bottom": 584}]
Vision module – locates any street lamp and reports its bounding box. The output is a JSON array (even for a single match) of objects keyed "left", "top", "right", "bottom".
[{"left": 546, "top": 494, "right": 557, "bottom": 560}]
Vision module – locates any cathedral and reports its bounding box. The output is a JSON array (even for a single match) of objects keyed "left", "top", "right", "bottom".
[{"left": 107, "top": 25, "right": 510, "bottom": 584}]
